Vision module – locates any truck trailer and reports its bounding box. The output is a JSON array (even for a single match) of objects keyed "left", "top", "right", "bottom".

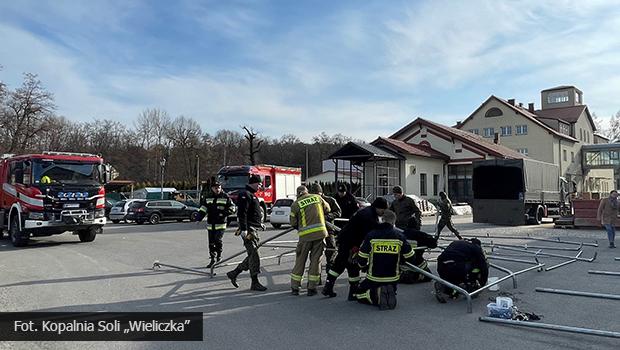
[{"left": 472, "top": 158, "right": 571, "bottom": 225}]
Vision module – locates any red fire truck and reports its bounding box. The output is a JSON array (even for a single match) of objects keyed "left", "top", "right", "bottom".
[
  {"left": 217, "top": 164, "right": 302, "bottom": 221},
  {"left": 0, "top": 151, "right": 112, "bottom": 247}
]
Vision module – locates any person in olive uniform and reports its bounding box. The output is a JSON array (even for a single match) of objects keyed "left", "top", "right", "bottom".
[
  {"left": 435, "top": 191, "right": 462, "bottom": 240},
  {"left": 389, "top": 186, "right": 421, "bottom": 230},
  {"left": 226, "top": 174, "right": 267, "bottom": 291}
]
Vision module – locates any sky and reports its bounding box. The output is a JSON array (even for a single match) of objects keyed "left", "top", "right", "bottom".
[{"left": 1, "top": 0, "right": 619, "bottom": 141}]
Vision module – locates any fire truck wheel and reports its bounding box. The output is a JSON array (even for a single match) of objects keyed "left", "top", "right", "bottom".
[
  {"left": 78, "top": 226, "right": 100, "bottom": 242},
  {"left": 9, "top": 216, "right": 29, "bottom": 247},
  {"left": 149, "top": 213, "right": 161, "bottom": 225}
]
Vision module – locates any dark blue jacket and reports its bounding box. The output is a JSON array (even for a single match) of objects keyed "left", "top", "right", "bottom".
[{"left": 357, "top": 223, "right": 415, "bottom": 283}]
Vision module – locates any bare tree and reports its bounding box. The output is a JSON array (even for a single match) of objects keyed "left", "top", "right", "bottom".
[
  {"left": 167, "top": 116, "right": 202, "bottom": 179},
  {"left": 1, "top": 73, "right": 56, "bottom": 153},
  {"left": 608, "top": 110, "right": 620, "bottom": 142},
  {"left": 242, "top": 125, "right": 263, "bottom": 165}
]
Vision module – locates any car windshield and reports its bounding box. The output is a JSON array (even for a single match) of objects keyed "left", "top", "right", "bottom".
[
  {"left": 114, "top": 201, "right": 126, "bottom": 208},
  {"left": 33, "top": 160, "right": 102, "bottom": 186},
  {"left": 218, "top": 175, "right": 248, "bottom": 190},
  {"left": 274, "top": 199, "right": 293, "bottom": 207}
]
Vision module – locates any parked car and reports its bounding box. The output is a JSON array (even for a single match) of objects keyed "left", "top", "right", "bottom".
[
  {"left": 269, "top": 198, "right": 295, "bottom": 229},
  {"left": 109, "top": 199, "right": 146, "bottom": 223},
  {"left": 126, "top": 200, "right": 200, "bottom": 225},
  {"left": 105, "top": 199, "right": 118, "bottom": 218}
]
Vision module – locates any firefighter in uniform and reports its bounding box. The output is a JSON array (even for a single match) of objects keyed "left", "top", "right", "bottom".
[
  {"left": 226, "top": 174, "right": 267, "bottom": 291},
  {"left": 355, "top": 210, "right": 415, "bottom": 310},
  {"left": 335, "top": 184, "right": 358, "bottom": 227},
  {"left": 289, "top": 185, "right": 331, "bottom": 296},
  {"left": 197, "top": 182, "right": 235, "bottom": 268},
  {"left": 434, "top": 238, "right": 488, "bottom": 303},
  {"left": 399, "top": 217, "right": 437, "bottom": 284},
  {"left": 308, "top": 183, "right": 341, "bottom": 273},
  {"left": 322, "top": 197, "right": 388, "bottom": 299}
]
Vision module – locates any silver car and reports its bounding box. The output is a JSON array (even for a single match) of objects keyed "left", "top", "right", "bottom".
[{"left": 109, "top": 199, "right": 146, "bottom": 223}]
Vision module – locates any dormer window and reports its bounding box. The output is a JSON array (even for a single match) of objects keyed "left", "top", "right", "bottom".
[
  {"left": 485, "top": 107, "right": 503, "bottom": 117},
  {"left": 547, "top": 91, "right": 569, "bottom": 104}
]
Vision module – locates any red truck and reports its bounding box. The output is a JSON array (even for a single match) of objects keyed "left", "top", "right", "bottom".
[
  {"left": 217, "top": 164, "right": 302, "bottom": 221},
  {"left": 0, "top": 151, "right": 112, "bottom": 247}
]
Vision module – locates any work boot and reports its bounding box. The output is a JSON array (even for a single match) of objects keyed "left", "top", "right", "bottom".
[
  {"left": 291, "top": 288, "right": 300, "bottom": 296},
  {"left": 433, "top": 281, "right": 446, "bottom": 303},
  {"left": 250, "top": 276, "right": 267, "bottom": 291},
  {"left": 206, "top": 259, "right": 216, "bottom": 269},
  {"left": 226, "top": 269, "right": 241, "bottom": 288},
  {"left": 307, "top": 289, "right": 317, "bottom": 297},
  {"left": 379, "top": 285, "right": 397, "bottom": 310},
  {"left": 322, "top": 279, "right": 337, "bottom": 297},
  {"left": 347, "top": 283, "right": 359, "bottom": 301}
]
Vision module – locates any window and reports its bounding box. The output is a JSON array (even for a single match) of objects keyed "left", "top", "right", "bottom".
[
  {"left": 171, "top": 201, "right": 185, "bottom": 208},
  {"left": 547, "top": 91, "right": 569, "bottom": 104},
  {"left": 264, "top": 176, "right": 272, "bottom": 188},
  {"left": 485, "top": 107, "right": 503, "bottom": 117},
  {"left": 468, "top": 129, "right": 479, "bottom": 135},
  {"left": 571, "top": 152, "right": 575, "bottom": 162},
  {"left": 586, "top": 132, "right": 590, "bottom": 143},
  {"left": 563, "top": 150, "right": 567, "bottom": 161},
  {"left": 559, "top": 123, "right": 570, "bottom": 135},
  {"left": 517, "top": 148, "right": 528, "bottom": 156},
  {"left": 579, "top": 129, "right": 583, "bottom": 141},
  {"left": 433, "top": 174, "right": 440, "bottom": 196},
  {"left": 483, "top": 127, "right": 495, "bottom": 138},
  {"left": 515, "top": 125, "right": 528, "bottom": 135},
  {"left": 500, "top": 126, "right": 512, "bottom": 136},
  {"left": 420, "top": 173, "right": 427, "bottom": 196}
]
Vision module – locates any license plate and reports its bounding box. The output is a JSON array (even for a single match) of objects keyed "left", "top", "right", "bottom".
[
  {"left": 275, "top": 211, "right": 284, "bottom": 215},
  {"left": 64, "top": 203, "right": 80, "bottom": 208}
]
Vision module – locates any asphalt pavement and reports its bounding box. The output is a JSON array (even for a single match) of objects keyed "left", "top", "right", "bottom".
[{"left": 0, "top": 216, "right": 618, "bottom": 350}]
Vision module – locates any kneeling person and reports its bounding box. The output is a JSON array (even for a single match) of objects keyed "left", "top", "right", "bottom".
[
  {"left": 400, "top": 217, "right": 438, "bottom": 284},
  {"left": 355, "top": 210, "right": 415, "bottom": 310},
  {"left": 434, "top": 238, "right": 488, "bottom": 303}
]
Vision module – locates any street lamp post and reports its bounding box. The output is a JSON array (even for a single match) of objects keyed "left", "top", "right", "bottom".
[
  {"left": 196, "top": 154, "right": 200, "bottom": 203},
  {"left": 160, "top": 158, "right": 166, "bottom": 200}
]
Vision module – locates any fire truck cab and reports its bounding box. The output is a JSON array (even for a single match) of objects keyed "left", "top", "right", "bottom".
[{"left": 0, "top": 151, "right": 112, "bottom": 247}]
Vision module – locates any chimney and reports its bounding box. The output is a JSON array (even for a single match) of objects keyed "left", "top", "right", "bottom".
[
  {"left": 528, "top": 103, "right": 535, "bottom": 112},
  {"left": 508, "top": 99, "right": 515, "bottom": 106},
  {"left": 493, "top": 132, "right": 500, "bottom": 144},
  {"left": 518, "top": 102, "right": 523, "bottom": 108},
  {"left": 456, "top": 121, "right": 462, "bottom": 128}
]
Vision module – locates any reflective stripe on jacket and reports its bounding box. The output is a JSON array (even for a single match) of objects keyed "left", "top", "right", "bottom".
[
  {"left": 290, "top": 194, "right": 331, "bottom": 242},
  {"left": 200, "top": 191, "right": 234, "bottom": 231}
]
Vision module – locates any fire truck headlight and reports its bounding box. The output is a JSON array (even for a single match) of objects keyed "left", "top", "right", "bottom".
[{"left": 28, "top": 212, "right": 45, "bottom": 220}]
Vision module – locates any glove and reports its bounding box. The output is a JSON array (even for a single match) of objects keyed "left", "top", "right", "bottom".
[{"left": 236, "top": 230, "right": 248, "bottom": 239}]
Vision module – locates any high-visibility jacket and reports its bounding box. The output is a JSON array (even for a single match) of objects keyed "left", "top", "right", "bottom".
[
  {"left": 290, "top": 193, "right": 331, "bottom": 242},
  {"left": 198, "top": 191, "right": 234, "bottom": 231},
  {"left": 357, "top": 223, "right": 415, "bottom": 283}
]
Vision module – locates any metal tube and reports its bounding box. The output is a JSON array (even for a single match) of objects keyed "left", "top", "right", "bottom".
[
  {"left": 152, "top": 261, "right": 210, "bottom": 276},
  {"left": 404, "top": 262, "right": 473, "bottom": 313},
  {"left": 615, "top": 257, "right": 620, "bottom": 261},
  {"left": 535, "top": 287, "right": 620, "bottom": 300},
  {"left": 462, "top": 234, "right": 598, "bottom": 247},
  {"left": 479, "top": 317, "right": 620, "bottom": 339},
  {"left": 489, "top": 242, "right": 582, "bottom": 251},
  {"left": 261, "top": 244, "right": 298, "bottom": 249},
  {"left": 544, "top": 251, "right": 582, "bottom": 271},
  {"left": 588, "top": 270, "right": 620, "bottom": 276},
  {"left": 497, "top": 246, "right": 597, "bottom": 262},
  {"left": 488, "top": 255, "right": 540, "bottom": 265},
  {"left": 210, "top": 228, "right": 295, "bottom": 276},
  {"left": 469, "top": 263, "right": 544, "bottom": 297},
  {"left": 489, "top": 262, "right": 517, "bottom": 288},
  {"left": 277, "top": 249, "right": 297, "bottom": 265}
]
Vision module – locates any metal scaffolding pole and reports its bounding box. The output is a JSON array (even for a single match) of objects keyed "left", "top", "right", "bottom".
[
  {"left": 479, "top": 317, "right": 620, "bottom": 339},
  {"left": 535, "top": 287, "right": 620, "bottom": 300},
  {"left": 588, "top": 270, "right": 620, "bottom": 276}
]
